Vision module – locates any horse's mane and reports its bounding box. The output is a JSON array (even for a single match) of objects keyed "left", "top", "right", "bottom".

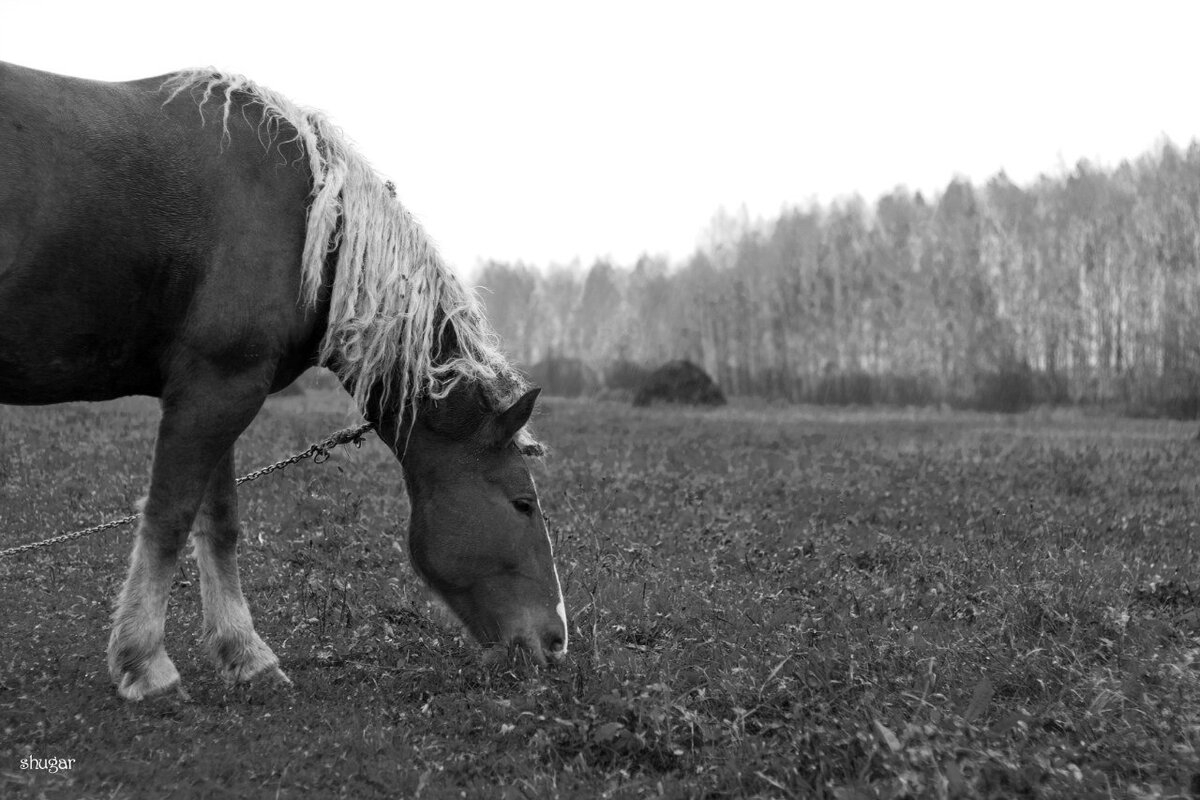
[{"left": 159, "top": 70, "right": 540, "bottom": 452}]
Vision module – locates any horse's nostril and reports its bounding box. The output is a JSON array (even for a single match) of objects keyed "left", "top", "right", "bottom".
[{"left": 543, "top": 630, "right": 565, "bottom": 656}]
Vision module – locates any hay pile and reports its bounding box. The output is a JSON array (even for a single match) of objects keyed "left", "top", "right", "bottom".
[{"left": 633, "top": 360, "right": 725, "bottom": 407}]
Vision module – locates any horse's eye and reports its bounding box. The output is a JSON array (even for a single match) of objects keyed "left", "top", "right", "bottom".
[{"left": 511, "top": 499, "right": 535, "bottom": 516}]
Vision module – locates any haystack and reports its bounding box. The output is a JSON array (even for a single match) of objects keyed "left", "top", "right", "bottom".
[{"left": 633, "top": 360, "right": 725, "bottom": 407}]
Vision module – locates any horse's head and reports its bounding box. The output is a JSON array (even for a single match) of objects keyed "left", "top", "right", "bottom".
[{"left": 377, "top": 381, "right": 566, "bottom": 665}]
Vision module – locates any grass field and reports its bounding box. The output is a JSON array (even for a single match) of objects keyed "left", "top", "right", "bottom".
[{"left": 3, "top": 392, "right": 1200, "bottom": 798}]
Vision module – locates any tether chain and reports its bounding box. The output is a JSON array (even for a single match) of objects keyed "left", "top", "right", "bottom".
[{"left": 0, "top": 421, "right": 374, "bottom": 560}]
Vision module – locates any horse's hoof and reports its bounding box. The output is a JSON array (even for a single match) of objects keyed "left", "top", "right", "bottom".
[
  {"left": 213, "top": 636, "right": 287, "bottom": 687},
  {"left": 114, "top": 650, "right": 182, "bottom": 701}
]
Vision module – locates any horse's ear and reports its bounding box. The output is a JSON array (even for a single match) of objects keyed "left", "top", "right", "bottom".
[{"left": 492, "top": 388, "right": 540, "bottom": 446}]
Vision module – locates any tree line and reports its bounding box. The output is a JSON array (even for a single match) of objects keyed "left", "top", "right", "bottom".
[{"left": 476, "top": 140, "right": 1200, "bottom": 414}]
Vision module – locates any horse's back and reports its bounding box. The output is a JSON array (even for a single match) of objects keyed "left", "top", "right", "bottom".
[{"left": 0, "top": 63, "right": 318, "bottom": 405}]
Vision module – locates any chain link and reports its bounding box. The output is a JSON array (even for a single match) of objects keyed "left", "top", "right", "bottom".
[{"left": 0, "top": 421, "right": 375, "bottom": 560}]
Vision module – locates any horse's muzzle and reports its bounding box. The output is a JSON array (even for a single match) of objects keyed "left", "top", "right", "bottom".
[{"left": 485, "top": 611, "right": 568, "bottom": 668}]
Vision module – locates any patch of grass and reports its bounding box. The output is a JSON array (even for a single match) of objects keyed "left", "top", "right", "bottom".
[{"left": 3, "top": 395, "right": 1200, "bottom": 797}]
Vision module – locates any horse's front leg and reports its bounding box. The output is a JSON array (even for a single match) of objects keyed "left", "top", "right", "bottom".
[
  {"left": 107, "top": 367, "right": 268, "bottom": 700},
  {"left": 191, "top": 446, "right": 289, "bottom": 687}
]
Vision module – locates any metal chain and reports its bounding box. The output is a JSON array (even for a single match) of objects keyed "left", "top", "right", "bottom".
[
  {"left": 0, "top": 421, "right": 375, "bottom": 560},
  {"left": 233, "top": 422, "right": 374, "bottom": 485}
]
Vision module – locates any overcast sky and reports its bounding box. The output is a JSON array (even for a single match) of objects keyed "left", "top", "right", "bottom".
[{"left": 5, "top": 1, "right": 1200, "bottom": 274}]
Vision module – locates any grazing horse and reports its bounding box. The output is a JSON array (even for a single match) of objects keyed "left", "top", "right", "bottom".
[{"left": 0, "top": 62, "right": 567, "bottom": 700}]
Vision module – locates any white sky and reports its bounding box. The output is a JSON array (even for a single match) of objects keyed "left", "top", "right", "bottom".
[{"left": 5, "top": 1, "right": 1200, "bottom": 274}]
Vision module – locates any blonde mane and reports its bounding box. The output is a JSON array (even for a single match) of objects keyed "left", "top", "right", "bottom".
[{"left": 160, "top": 70, "right": 535, "bottom": 443}]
